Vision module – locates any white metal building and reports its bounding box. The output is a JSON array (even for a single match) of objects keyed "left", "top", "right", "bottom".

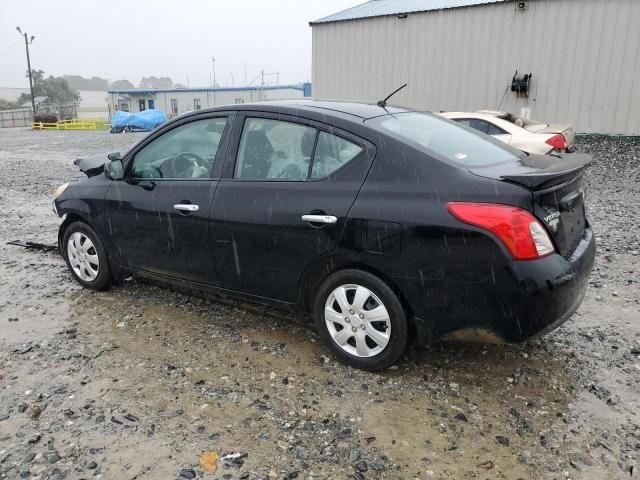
[
  {"left": 311, "top": 0, "right": 640, "bottom": 135},
  {"left": 107, "top": 84, "right": 312, "bottom": 120}
]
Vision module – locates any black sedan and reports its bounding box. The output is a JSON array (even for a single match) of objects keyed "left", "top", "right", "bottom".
[{"left": 53, "top": 101, "right": 595, "bottom": 370}]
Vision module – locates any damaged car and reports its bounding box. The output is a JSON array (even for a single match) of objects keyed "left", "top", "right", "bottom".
[{"left": 53, "top": 101, "right": 595, "bottom": 370}]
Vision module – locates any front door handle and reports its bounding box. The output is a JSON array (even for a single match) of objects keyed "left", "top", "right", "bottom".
[
  {"left": 174, "top": 204, "right": 199, "bottom": 212},
  {"left": 301, "top": 214, "right": 337, "bottom": 224}
]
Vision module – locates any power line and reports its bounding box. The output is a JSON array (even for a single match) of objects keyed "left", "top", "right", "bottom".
[{"left": 0, "top": 38, "right": 21, "bottom": 58}]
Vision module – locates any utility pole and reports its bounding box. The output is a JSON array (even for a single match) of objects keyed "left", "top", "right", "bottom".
[{"left": 16, "top": 27, "right": 36, "bottom": 116}]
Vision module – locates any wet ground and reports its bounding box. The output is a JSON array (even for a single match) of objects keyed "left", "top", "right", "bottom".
[{"left": 0, "top": 128, "right": 638, "bottom": 480}]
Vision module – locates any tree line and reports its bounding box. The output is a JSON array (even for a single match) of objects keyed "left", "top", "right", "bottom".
[
  {"left": 0, "top": 73, "right": 185, "bottom": 111},
  {"left": 63, "top": 75, "right": 184, "bottom": 90}
]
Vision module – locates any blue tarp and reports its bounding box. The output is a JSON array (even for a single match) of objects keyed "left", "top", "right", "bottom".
[{"left": 111, "top": 109, "right": 167, "bottom": 131}]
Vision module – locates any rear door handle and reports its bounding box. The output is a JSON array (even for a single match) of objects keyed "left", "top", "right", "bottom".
[
  {"left": 174, "top": 204, "right": 199, "bottom": 212},
  {"left": 301, "top": 214, "right": 337, "bottom": 224}
]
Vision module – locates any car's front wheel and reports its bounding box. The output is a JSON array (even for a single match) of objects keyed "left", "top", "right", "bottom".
[
  {"left": 62, "top": 221, "right": 112, "bottom": 290},
  {"left": 314, "top": 269, "right": 408, "bottom": 371}
]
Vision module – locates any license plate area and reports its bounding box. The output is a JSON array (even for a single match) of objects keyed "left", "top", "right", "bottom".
[
  {"left": 534, "top": 177, "right": 587, "bottom": 257},
  {"left": 560, "top": 195, "right": 586, "bottom": 251}
]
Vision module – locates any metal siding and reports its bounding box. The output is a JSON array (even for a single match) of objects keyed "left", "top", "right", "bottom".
[{"left": 312, "top": 0, "right": 640, "bottom": 135}]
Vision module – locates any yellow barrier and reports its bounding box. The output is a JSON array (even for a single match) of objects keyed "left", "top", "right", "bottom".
[
  {"left": 31, "top": 122, "right": 60, "bottom": 130},
  {"left": 62, "top": 121, "right": 97, "bottom": 130},
  {"left": 32, "top": 119, "right": 106, "bottom": 131}
]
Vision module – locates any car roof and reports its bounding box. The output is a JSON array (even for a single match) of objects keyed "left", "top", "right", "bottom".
[{"left": 193, "top": 100, "right": 412, "bottom": 122}]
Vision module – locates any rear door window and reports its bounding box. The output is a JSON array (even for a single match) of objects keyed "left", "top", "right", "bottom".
[
  {"left": 235, "top": 118, "right": 316, "bottom": 180},
  {"left": 486, "top": 121, "right": 509, "bottom": 136},
  {"left": 375, "top": 112, "right": 523, "bottom": 167},
  {"left": 234, "top": 117, "right": 364, "bottom": 180},
  {"left": 456, "top": 118, "right": 508, "bottom": 136},
  {"left": 311, "top": 132, "right": 363, "bottom": 179}
]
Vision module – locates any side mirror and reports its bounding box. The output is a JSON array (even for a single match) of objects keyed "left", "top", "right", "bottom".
[
  {"left": 107, "top": 152, "right": 121, "bottom": 161},
  {"left": 105, "top": 159, "right": 125, "bottom": 181}
]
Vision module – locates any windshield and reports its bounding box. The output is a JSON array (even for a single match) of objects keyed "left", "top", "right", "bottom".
[{"left": 373, "top": 112, "right": 524, "bottom": 167}]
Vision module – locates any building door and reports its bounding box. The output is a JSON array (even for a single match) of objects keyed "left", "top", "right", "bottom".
[
  {"left": 138, "top": 99, "right": 145, "bottom": 111},
  {"left": 148, "top": 99, "right": 155, "bottom": 109}
]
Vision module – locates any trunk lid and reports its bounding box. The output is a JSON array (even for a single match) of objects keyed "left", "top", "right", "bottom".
[
  {"left": 470, "top": 153, "right": 592, "bottom": 257},
  {"left": 525, "top": 123, "right": 576, "bottom": 150}
]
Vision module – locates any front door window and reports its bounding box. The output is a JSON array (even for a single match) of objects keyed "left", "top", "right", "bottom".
[{"left": 131, "top": 117, "right": 227, "bottom": 179}]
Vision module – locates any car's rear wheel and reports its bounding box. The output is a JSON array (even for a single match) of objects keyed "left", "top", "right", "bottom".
[
  {"left": 313, "top": 269, "right": 408, "bottom": 371},
  {"left": 62, "top": 221, "right": 112, "bottom": 290}
]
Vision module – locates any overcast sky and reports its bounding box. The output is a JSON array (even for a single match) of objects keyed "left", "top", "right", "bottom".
[{"left": 0, "top": 0, "right": 361, "bottom": 88}]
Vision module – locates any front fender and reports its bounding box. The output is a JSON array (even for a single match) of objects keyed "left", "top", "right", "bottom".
[{"left": 54, "top": 178, "right": 113, "bottom": 258}]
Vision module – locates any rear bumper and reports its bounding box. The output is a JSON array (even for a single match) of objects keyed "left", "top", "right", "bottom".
[{"left": 403, "top": 227, "right": 596, "bottom": 345}]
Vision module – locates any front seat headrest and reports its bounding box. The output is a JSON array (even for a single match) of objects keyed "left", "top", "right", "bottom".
[{"left": 245, "top": 130, "right": 273, "bottom": 159}]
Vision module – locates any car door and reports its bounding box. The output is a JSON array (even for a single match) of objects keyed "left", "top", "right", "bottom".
[
  {"left": 104, "top": 113, "right": 233, "bottom": 284},
  {"left": 210, "top": 112, "right": 375, "bottom": 302}
]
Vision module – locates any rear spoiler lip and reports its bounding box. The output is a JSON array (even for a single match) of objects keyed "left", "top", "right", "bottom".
[{"left": 470, "top": 153, "right": 592, "bottom": 190}]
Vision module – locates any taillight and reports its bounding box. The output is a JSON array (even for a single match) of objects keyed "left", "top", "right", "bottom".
[
  {"left": 447, "top": 203, "right": 556, "bottom": 260},
  {"left": 545, "top": 134, "right": 567, "bottom": 150}
]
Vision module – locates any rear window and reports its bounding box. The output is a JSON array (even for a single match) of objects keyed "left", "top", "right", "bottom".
[{"left": 374, "top": 112, "right": 523, "bottom": 167}]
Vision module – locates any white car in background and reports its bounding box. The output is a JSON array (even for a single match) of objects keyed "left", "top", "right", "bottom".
[{"left": 439, "top": 110, "right": 575, "bottom": 155}]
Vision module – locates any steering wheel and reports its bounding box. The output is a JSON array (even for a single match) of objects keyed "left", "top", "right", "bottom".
[{"left": 172, "top": 152, "right": 209, "bottom": 178}]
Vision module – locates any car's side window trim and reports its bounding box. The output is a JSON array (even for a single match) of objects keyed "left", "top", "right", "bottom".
[
  {"left": 306, "top": 130, "right": 320, "bottom": 180},
  {"left": 457, "top": 117, "right": 509, "bottom": 136},
  {"left": 222, "top": 111, "right": 369, "bottom": 182},
  {"left": 487, "top": 122, "right": 509, "bottom": 136},
  {"left": 123, "top": 112, "right": 236, "bottom": 181},
  {"left": 456, "top": 118, "right": 487, "bottom": 135}
]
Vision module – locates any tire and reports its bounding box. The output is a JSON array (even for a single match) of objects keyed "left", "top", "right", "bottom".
[
  {"left": 313, "top": 269, "right": 408, "bottom": 371},
  {"left": 62, "top": 221, "right": 112, "bottom": 291}
]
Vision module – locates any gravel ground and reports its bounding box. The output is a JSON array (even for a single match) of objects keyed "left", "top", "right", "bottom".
[{"left": 0, "top": 128, "right": 638, "bottom": 480}]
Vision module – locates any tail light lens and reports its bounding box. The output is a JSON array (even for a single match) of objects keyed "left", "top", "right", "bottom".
[
  {"left": 447, "top": 203, "right": 556, "bottom": 260},
  {"left": 545, "top": 134, "right": 567, "bottom": 150}
]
